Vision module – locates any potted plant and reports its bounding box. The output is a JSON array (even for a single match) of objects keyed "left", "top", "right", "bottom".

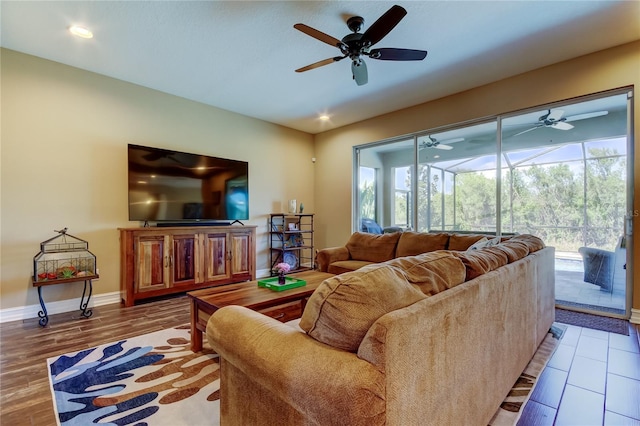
[{"left": 273, "top": 262, "right": 291, "bottom": 284}]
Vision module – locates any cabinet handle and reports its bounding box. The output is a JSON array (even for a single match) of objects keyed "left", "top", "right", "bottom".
[{"left": 273, "top": 313, "right": 285, "bottom": 319}]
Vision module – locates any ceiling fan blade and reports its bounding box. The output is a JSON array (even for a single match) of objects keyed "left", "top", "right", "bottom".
[
  {"left": 552, "top": 121, "right": 574, "bottom": 130},
  {"left": 564, "top": 111, "right": 609, "bottom": 122},
  {"left": 513, "top": 126, "right": 540, "bottom": 137},
  {"left": 362, "top": 5, "right": 407, "bottom": 46},
  {"left": 547, "top": 109, "right": 565, "bottom": 121},
  {"left": 434, "top": 144, "right": 453, "bottom": 150},
  {"left": 439, "top": 137, "right": 464, "bottom": 144},
  {"left": 352, "top": 59, "right": 368, "bottom": 86},
  {"left": 295, "top": 56, "right": 345, "bottom": 73},
  {"left": 293, "top": 23, "right": 344, "bottom": 48},
  {"left": 370, "top": 48, "right": 428, "bottom": 61}
]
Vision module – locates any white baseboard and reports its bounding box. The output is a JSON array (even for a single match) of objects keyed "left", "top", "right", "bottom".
[
  {"left": 0, "top": 269, "right": 293, "bottom": 324},
  {"left": 0, "top": 291, "right": 122, "bottom": 324},
  {"left": 256, "top": 268, "right": 270, "bottom": 279},
  {"left": 631, "top": 308, "right": 640, "bottom": 325}
]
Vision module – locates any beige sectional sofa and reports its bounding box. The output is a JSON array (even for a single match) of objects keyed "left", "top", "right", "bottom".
[
  {"left": 317, "top": 230, "right": 510, "bottom": 274},
  {"left": 207, "top": 232, "right": 555, "bottom": 425}
]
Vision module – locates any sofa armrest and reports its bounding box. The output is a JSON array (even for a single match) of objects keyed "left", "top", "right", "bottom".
[
  {"left": 206, "top": 306, "right": 384, "bottom": 425},
  {"left": 316, "top": 246, "right": 350, "bottom": 272}
]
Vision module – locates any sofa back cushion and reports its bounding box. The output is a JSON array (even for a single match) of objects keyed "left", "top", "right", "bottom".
[
  {"left": 509, "top": 234, "right": 545, "bottom": 253},
  {"left": 452, "top": 248, "right": 509, "bottom": 280},
  {"left": 492, "top": 241, "right": 530, "bottom": 263},
  {"left": 396, "top": 232, "right": 449, "bottom": 257},
  {"left": 385, "top": 251, "right": 466, "bottom": 296},
  {"left": 447, "top": 234, "right": 488, "bottom": 251},
  {"left": 346, "top": 232, "right": 401, "bottom": 263},
  {"left": 300, "top": 264, "right": 426, "bottom": 352}
]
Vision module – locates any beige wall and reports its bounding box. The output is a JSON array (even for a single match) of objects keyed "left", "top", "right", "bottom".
[
  {"left": 2, "top": 41, "right": 639, "bottom": 314},
  {"left": 1, "top": 48, "right": 314, "bottom": 310},
  {"left": 314, "top": 40, "right": 640, "bottom": 312}
]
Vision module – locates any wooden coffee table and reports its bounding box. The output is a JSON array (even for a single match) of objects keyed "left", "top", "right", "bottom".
[{"left": 187, "top": 270, "right": 334, "bottom": 351}]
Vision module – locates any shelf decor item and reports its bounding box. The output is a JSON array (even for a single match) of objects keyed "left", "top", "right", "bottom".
[
  {"left": 32, "top": 227, "right": 98, "bottom": 326},
  {"left": 273, "top": 262, "right": 291, "bottom": 284},
  {"left": 33, "top": 227, "right": 97, "bottom": 282},
  {"left": 288, "top": 199, "right": 297, "bottom": 214}
]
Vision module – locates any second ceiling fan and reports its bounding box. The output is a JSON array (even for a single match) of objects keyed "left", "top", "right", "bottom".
[
  {"left": 294, "top": 5, "right": 428, "bottom": 86},
  {"left": 513, "top": 109, "right": 609, "bottom": 136}
]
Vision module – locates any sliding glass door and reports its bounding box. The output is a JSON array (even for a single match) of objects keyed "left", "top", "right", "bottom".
[
  {"left": 353, "top": 89, "right": 633, "bottom": 318},
  {"left": 355, "top": 138, "right": 414, "bottom": 233},
  {"left": 501, "top": 92, "right": 631, "bottom": 316},
  {"left": 416, "top": 122, "right": 498, "bottom": 233}
]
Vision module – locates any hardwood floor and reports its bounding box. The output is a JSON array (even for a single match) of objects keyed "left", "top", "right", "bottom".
[
  {"left": 0, "top": 295, "right": 191, "bottom": 426},
  {"left": 1, "top": 296, "right": 638, "bottom": 426}
]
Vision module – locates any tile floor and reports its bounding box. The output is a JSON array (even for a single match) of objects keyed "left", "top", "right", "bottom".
[{"left": 518, "top": 322, "right": 640, "bottom": 425}]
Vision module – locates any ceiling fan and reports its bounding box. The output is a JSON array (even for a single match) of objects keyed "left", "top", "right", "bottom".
[
  {"left": 293, "top": 5, "right": 428, "bottom": 86},
  {"left": 420, "top": 136, "right": 464, "bottom": 151},
  {"left": 513, "top": 109, "right": 609, "bottom": 137}
]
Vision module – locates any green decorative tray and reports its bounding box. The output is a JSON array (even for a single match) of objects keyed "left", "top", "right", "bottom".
[{"left": 257, "top": 276, "right": 307, "bottom": 292}]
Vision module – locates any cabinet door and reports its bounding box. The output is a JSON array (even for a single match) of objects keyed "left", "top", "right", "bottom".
[
  {"left": 230, "top": 232, "right": 252, "bottom": 280},
  {"left": 171, "top": 234, "right": 199, "bottom": 286},
  {"left": 135, "top": 235, "right": 170, "bottom": 292},
  {"left": 204, "top": 232, "right": 229, "bottom": 281}
]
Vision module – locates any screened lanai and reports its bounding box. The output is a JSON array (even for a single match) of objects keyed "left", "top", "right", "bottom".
[{"left": 355, "top": 90, "right": 632, "bottom": 317}]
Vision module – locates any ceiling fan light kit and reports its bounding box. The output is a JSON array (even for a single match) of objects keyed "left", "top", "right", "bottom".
[{"left": 294, "top": 5, "right": 428, "bottom": 86}]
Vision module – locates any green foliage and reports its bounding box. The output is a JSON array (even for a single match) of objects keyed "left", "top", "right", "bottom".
[
  {"left": 419, "top": 147, "right": 626, "bottom": 251},
  {"left": 455, "top": 172, "right": 497, "bottom": 232},
  {"left": 359, "top": 180, "right": 376, "bottom": 220}
]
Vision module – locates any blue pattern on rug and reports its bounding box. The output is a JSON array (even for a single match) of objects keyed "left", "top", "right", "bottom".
[
  {"left": 48, "top": 326, "right": 220, "bottom": 426},
  {"left": 50, "top": 340, "right": 164, "bottom": 425}
]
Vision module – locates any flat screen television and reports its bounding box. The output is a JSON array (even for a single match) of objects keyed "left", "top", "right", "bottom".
[{"left": 127, "top": 144, "right": 249, "bottom": 223}]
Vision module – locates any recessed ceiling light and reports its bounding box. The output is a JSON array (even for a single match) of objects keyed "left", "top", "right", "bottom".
[
  {"left": 318, "top": 114, "right": 330, "bottom": 121},
  {"left": 69, "top": 25, "right": 93, "bottom": 39}
]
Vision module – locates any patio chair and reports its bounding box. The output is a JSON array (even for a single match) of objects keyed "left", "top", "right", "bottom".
[{"left": 578, "top": 246, "right": 615, "bottom": 292}]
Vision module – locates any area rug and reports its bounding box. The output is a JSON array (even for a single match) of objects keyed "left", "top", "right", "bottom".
[
  {"left": 48, "top": 323, "right": 567, "bottom": 426},
  {"left": 555, "top": 307, "right": 629, "bottom": 335},
  {"left": 489, "top": 324, "right": 566, "bottom": 426},
  {"left": 47, "top": 325, "right": 220, "bottom": 426}
]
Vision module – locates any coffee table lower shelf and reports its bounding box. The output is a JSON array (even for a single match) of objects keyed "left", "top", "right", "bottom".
[{"left": 187, "top": 270, "right": 334, "bottom": 352}]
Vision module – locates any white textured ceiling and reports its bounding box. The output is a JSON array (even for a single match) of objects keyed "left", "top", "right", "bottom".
[{"left": 1, "top": 1, "right": 639, "bottom": 134}]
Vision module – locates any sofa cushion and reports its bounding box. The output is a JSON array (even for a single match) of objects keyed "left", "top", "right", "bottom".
[
  {"left": 447, "top": 234, "right": 487, "bottom": 251},
  {"left": 467, "top": 236, "right": 500, "bottom": 251},
  {"left": 327, "top": 260, "right": 375, "bottom": 275},
  {"left": 466, "top": 237, "right": 488, "bottom": 251},
  {"left": 509, "top": 234, "right": 545, "bottom": 253},
  {"left": 385, "top": 251, "right": 466, "bottom": 296},
  {"left": 492, "top": 241, "right": 530, "bottom": 263},
  {"left": 300, "top": 264, "right": 426, "bottom": 352},
  {"left": 395, "top": 232, "right": 449, "bottom": 257},
  {"left": 346, "top": 232, "right": 401, "bottom": 263},
  {"left": 452, "top": 248, "right": 509, "bottom": 280}
]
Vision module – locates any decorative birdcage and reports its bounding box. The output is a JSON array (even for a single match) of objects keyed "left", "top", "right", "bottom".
[{"left": 33, "top": 228, "right": 97, "bottom": 282}]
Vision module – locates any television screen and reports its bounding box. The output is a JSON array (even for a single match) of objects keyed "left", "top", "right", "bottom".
[{"left": 127, "top": 144, "right": 249, "bottom": 223}]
